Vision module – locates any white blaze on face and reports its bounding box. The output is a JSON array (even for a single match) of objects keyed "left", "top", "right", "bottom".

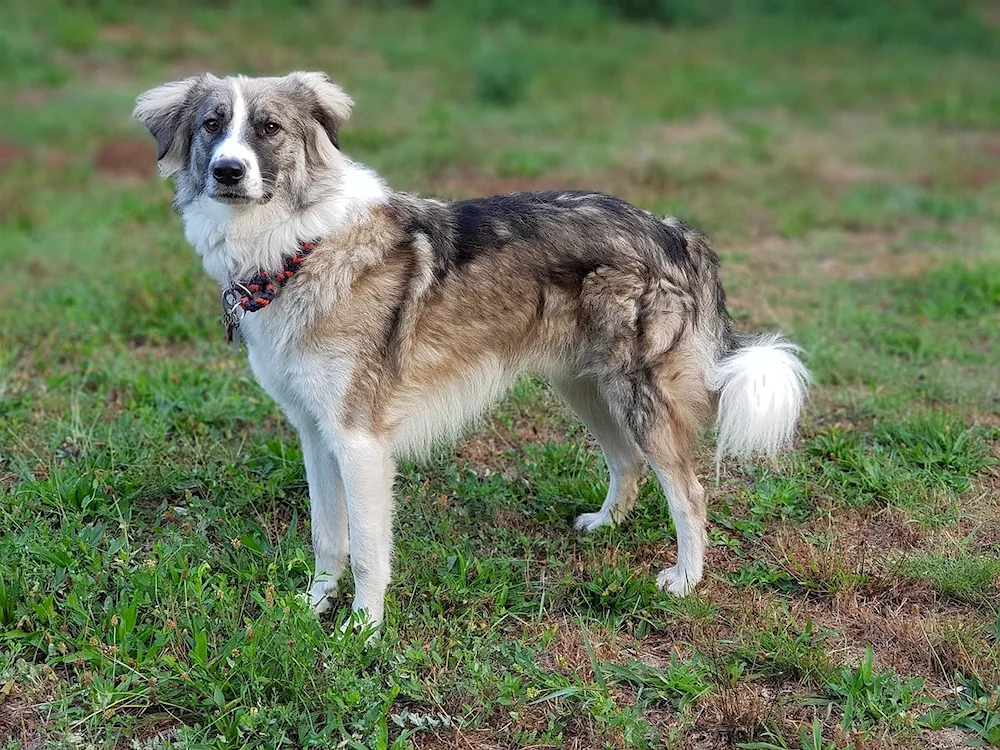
[{"left": 209, "top": 80, "right": 263, "bottom": 199}]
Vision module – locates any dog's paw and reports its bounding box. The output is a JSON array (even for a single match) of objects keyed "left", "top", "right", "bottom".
[
  {"left": 574, "top": 511, "right": 613, "bottom": 532},
  {"left": 298, "top": 590, "right": 334, "bottom": 616},
  {"left": 302, "top": 579, "right": 338, "bottom": 616},
  {"left": 656, "top": 565, "right": 699, "bottom": 597},
  {"left": 338, "top": 608, "right": 382, "bottom": 644}
]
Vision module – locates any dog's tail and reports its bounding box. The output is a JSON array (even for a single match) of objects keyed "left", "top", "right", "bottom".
[{"left": 707, "top": 332, "right": 809, "bottom": 472}]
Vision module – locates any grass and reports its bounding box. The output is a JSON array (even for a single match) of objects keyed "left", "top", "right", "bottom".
[
  {"left": 2, "top": 0, "right": 1000, "bottom": 748},
  {"left": 898, "top": 554, "right": 1000, "bottom": 604}
]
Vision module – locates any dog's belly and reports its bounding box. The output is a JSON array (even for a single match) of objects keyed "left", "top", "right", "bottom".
[
  {"left": 386, "top": 352, "right": 523, "bottom": 458},
  {"left": 239, "top": 300, "right": 552, "bottom": 460},
  {"left": 246, "top": 329, "right": 525, "bottom": 460}
]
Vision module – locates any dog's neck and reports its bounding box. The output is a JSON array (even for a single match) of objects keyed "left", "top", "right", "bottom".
[{"left": 181, "top": 158, "right": 388, "bottom": 286}]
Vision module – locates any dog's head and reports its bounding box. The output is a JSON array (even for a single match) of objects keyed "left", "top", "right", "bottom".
[{"left": 133, "top": 72, "right": 352, "bottom": 207}]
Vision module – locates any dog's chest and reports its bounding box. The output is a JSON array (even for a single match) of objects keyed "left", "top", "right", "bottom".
[{"left": 238, "top": 307, "right": 356, "bottom": 426}]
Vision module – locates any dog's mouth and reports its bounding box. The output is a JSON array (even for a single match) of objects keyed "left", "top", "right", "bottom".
[
  {"left": 210, "top": 191, "right": 254, "bottom": 205},
  {"left": 209, "top": 191, "right": 272, "bottom": 206}
]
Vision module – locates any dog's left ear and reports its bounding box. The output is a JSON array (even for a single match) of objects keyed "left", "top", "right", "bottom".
[
  {"left": 288, "top": 71, "right": 353, "bottom": 150},
  {"left": 133, "top": 76, "right": 206, "bottom": 177}
]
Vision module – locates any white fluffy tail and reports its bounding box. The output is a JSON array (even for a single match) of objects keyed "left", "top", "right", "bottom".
[{"left": 709, "top": 333, "right": 809, "bottom": 470}]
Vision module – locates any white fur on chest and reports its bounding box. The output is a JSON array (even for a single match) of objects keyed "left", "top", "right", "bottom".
[
  {"left": 241, "top": 308, "right": 358, "bottom": 433},
  {"left": 181, "top": 159, "right": 388, "bottom": 432}
]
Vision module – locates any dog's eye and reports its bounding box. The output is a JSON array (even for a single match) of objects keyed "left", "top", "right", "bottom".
[
  {"left": 260, "top": 122, "right": 281, "bottom": 137},
  {"left": 204, "top": 118, "right": 220, "bottom": 133}
]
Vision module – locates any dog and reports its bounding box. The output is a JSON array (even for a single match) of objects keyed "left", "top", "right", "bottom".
[{"left": 133, "top": 72, "right": 808, "bottom": 626}]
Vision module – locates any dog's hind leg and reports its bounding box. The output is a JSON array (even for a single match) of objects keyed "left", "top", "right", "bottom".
[
  {"left": 552, "top": 376, "right": 646, "bottom": 532},
  {"left": 599, "top": 356, "right": 710, "bottom": 596},
  {"left": 650, "top": 458, "right": 707, "bottom": 596},
  {"left": 640, "top": 384, "right": 710, "bottom": 597}
]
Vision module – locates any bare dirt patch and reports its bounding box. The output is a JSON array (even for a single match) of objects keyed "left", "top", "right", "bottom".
[
  {"left": 815, "top": 245, "right": 943, "bottom": 282},
  {"left": 428, "top": 168, "right": 691, "bottom": 209},
  {"left": 651, "top": 114, "right": 731, "bottom": 146},
  {"left": 924, "top": 728, "right": 980, "bottom": 750},
  {"left": 921, "top": 129, "right": 1000, "bottom": 187},
  {"left": 411, "top": 730, "right": 514, "bottom": 749},
  {"left": 0, "top": 140, "right": 27, "bottom": 169},
  {"left": 93, "top": 140, "right": 158, "bottom": 180},
  {"left": 733, "top": 228, "right": 942, "bottom": 282},
  {"left": 453, "top": 386, "right": 581, "bottom": 478},
  {"left": 98, "top": 23, "right": 148, "bottom": 45},
  {"left": 70, "top": 22, "right": 215, "bottom": 85},
  {"left": 979, "top": 131, "right": 1000, "bottom": 160},
  {"left": 684, "top": 682, "right": 800, "bottom": 749},
  {"left": 0, "top": 687, "right": 43, "bottom": 748},
  {"left": 411, "top": 690, "right": 620, "bottom": 749},
  {"left": 694, "top": 488, "right": 999, "bottom": 692},
  {"left": 948, "top": 165, "right": 1000, "bottom": 189},
  {"left": 428, "top": 171, "right": 586, "bottom": 199},
  {"left": 722, "top": 226, "right": 958, "bottom": 322},
  {"left": 113, "top": 718, "right": 181, "bottom": 750},
  {"left": 811, "top": 158, "right": 895, "bottom": 190},
  {"left": 768, "top": 112, "right": 899, "bottom": 185},
  {"left": 456, "top": 419, "right": 574, "bottom": 481},
  {"left": 15, "top": 87, "right": 51, "bottom": 107},
  {"left": 536, "top": 618, "right": 628, "bottom": 678}
]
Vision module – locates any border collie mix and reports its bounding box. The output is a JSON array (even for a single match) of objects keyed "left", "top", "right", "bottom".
[{"left": 134, "top": 72, "right": 808, "bottom": 626}]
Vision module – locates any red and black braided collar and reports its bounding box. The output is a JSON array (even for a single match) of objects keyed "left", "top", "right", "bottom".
[
  {"left": 223, "top": 240, "right": 317, "bottom": 343},
  {"left": 232, "top": 240, "right": 317, "bottom": 313}
]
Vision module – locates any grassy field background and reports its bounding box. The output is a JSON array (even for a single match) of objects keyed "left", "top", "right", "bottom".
[{"left": 2, "top": 1, "right": 999, "bottom": 748}]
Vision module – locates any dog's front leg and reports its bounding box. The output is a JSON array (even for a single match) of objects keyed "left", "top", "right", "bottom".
[
  {"left": 298, "top": 421, "right": 350, "bottom": 615},
  {"left": 336, "top": 431, "right": 395, "bottom": 626}
]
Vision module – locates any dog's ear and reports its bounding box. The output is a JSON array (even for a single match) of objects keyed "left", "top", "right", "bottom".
[
  {"left": 288, "top": 71, "right": 353, "bottom": 150},
  {"left": 133, "top": 76, "right": 205, "bottom": 177}
]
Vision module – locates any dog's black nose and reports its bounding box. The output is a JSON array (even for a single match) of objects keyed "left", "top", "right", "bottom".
[{"left": 213, "top": 160, "right": 245, "bottom": 186}]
